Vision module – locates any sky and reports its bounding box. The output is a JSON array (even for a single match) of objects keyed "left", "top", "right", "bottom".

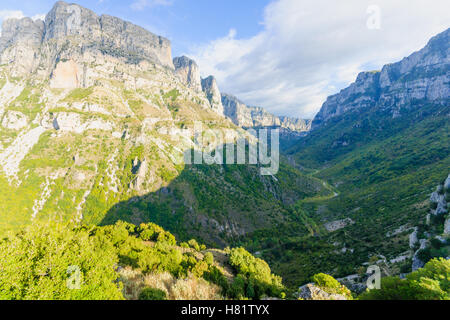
[{"left": 0, "top": 0, "right": 449, "bottom": 119}]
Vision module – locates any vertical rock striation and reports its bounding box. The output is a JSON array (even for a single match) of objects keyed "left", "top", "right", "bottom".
[
  {"left": 201, "top": 75, "right": 224, "bottom": 115},
  {"left": 173, "top": 56, "right": 202, "bottom": 92}
]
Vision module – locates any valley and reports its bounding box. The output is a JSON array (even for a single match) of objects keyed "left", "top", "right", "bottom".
[{"left": 0, "top": 1, "right": 448, "bottom": 300}]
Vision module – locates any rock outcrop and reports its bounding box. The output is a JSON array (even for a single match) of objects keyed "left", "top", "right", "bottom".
[
  {"left": 409, "top": 227, "right": 419, "bottom": 249},
  {"left": 298, "top": 284, "right": 348, "bottom": 300},
  {"left": 221, "top": 93, "right": 311, "bottom": 133},
  {"left": 412, "top": 239, "right": 428, "bottom": 271},
  {"left": 445, "top": 174, "right": 450, "bottom": 191},
  {"left": 1, "top": 111, "right": 28, "bottom": 130},
  {"left": 409, "top": 175, "right": 450, "bottom": 271},
  {"left": 445, "top": 218, "right": 450, "bottom": 235},
  {"left": 312, "top": 28, "right": 449, "bottom": 129},
  {"left": 173, "top": 56, "right": 202, "bottom": 92},
  {"left": 201, "top": 76, "right": 224, "bottom": 115}
]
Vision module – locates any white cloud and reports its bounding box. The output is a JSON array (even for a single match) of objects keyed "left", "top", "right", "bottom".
[
  {"left": 131, "top": 0, "right": 173, "bottom": 11},
  {"left": 0, "top": 10, "right": 25, "bottom": 21},
  {"left": 189, "top": 0, "right": 450, "bottom": 119},
  {"left": 31, "top": 14, "right": 46, "bottom": 21}
]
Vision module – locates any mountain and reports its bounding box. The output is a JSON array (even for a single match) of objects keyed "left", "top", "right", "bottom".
[
  {"left": 0, "top": 1, "right": 326, "bottom": 251},
  {"left": 1, "top": 1, "right": 449, "bottom": 298},
  {"left": 313, "top": 29, "right": 449, "bottom": 130},
  {"left": 272, "top": 28, "right": 449, "bottom": 287},
  {"left": 221, "top": 93, "right": 311, "bottom": 133}
]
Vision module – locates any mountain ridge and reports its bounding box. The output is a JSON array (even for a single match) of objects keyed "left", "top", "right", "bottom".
[{"left": 312, "top": 28, "right": 449, "bottom": 130}]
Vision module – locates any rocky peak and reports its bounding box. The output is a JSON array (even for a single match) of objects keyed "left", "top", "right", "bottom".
[
  {"left": 221, "top": 93, "right": 311, "bottom": 133},
  {"left": 173, "top": 56, "right": 202, "bottom": 92},
  {"left": 312, "top": 28, "right": 450, "bottom": 129},
  {"left": 0, "top": 18, "right": 44, "bottom": 50},
  {"left": 43, "top": 1, "right": 100, "bottom": 41},
  {"left": 0, "top": 1, "right": 174, "bottom": 78},
  {"left": 201, "top": 76, "right": 224, "bottom": 115}
]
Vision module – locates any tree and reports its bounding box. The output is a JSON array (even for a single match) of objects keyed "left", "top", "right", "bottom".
[{"left": 0, "top": 223, "right": 123, "bottom": 300}]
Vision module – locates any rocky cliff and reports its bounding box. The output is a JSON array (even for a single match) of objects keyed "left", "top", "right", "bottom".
[
  {"left": 173, "top": 56, "right": 202, "bottom": 92},
  {"left": 201, "top": 75, "right": 224, "bottom": 115},
  {"left": 221, "top": 93, "right": 311, "bottom": 133},
  {"left": 0, "top": 2, "right": 327, "bottom": 247},
  {"left": 313, "top": 28, "right": 450, "bottom": 129},
  {"left": 0, "top": 1, "right": 174, "bottom": 80}
]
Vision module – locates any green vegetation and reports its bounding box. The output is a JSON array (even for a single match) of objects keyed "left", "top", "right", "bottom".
[
  {"left": 0, "top": 221, "right": 285, "bottom": 300},
  {"left": 139, "top": 287, "right": 167, "bottom": 300},
  {"left": 64, "top": 87, "right": 94, "bottom": 102},
  {"left": 359, "top": 258, "right": 450, "bottom": 300},
  {"left": 0, "top": 222, "right": 123, "bottom": 300},
  {"left": 311, "top": 273, "right": 352, "bottom": 298},
  {"left": 227, "top": 247, "right": 284, "bottom": 299}
]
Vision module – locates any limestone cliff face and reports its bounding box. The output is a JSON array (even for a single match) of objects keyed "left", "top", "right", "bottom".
[
  {"left": 0, "top": 1, "right": 174, "bottom": 79},
  {"left": 201, "top": 76, "right": 224, "bottom": 115},
  {"left": 221, "top": 93, "right": 311, "bottom": 133},
  {"left": 173, "top": 56, "right": 202, "bottom": 92},
  {"left": 313, "top": 28, "right": 450, "bottom": 129}
]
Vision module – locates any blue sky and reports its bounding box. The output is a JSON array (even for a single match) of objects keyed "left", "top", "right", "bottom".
[{"left": 0, "top": 0, "right": 449, "bottom": 118}]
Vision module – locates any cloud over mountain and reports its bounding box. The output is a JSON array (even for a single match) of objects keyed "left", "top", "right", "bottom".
[{"left": 189, "top": 0, "right": 450, "bottom": 118}]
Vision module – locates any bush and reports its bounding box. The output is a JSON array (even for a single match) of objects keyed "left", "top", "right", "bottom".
[
  {"left": 359, "top": 258, "right": 450, "bottom": 300},
  {"left": 228, "top": 247, "right": 284, "bottom": 299},
  {"left": 139, "top": 287, "right": 167, "bottom": 300},
  {"left": 188, "top": 239, "right": 201, "bottom": 251},
  {"left": 203, "top": 252, "right": 214, "bottom": 265},
  {"left": 311, "top": 273, "right": 352, "bottom": 298},
  {"left": 192, "top": 261, "right": 209, "bottom": 278},
  {"left": 203, "top": 266, "right": 229, "bottom": 295}
]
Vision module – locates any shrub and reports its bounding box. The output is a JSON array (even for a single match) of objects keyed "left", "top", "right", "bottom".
[
  {"left": 311, "top": 273, "right": 352, "bottom": 298},
  {"left": 157, "top": 232, "right": 176, "bottom": 246},
  {"left": 139, "top": 287, "right": 167, "bottom": 300},
  {"left": 140, "top": 229, "right": 156, "bottom": 241},
  {"left": 203, "top": 252, "right": 214, "bottom": 265},
  {"left": 228, "top": 247, "right": 284, "bottom": 299},
  {"left": 203, "top": 266, "right": 229, "bottom": 295},
  {"left": 192, "top": 261, "right": 209, "bottom": 278},
  {"left": 359, "top": 258, "right": 450, "bottom": 300},
  {"left": 188, "top": 239, "right": 201, "bottom": 251}
]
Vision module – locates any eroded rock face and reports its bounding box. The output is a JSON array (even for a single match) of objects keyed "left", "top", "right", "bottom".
[
  {"left": 412, "top": 239, "right": 428, "bottom": 271},
  {"left": 50, "top": 60, "right": 79, "bottom": 89},
  {"left": 0, "top": 18, "right": 44, "bottom": 76},
  {"left": 201, "top": 76, "right": 224, "bottom": 116},
  {"left": 0, "top": 1, "right": 174, "bottom": 79},
  {"left": 312, "top": 28, "right": 450, "bottom": 129},
  {"left": 221, "top": 93, "right": 311, "bottom": 133},
  {"left": 444, "top": 218, "right": 450, "bottom": 235},
  {"left": 445, "top": 174, "right": 450, "bottom": 191},
  {"left": 1, "top": 111, "right": 28, "bottom": 130},
  {"left": 48, "top": 112, "right": 113, "bottom": 133},
  {"left": 409, "top": 227, "right": 419, "bottom": 249},
  {"left": 173, "top": 56, "right": 202, "bottom": 92}
]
